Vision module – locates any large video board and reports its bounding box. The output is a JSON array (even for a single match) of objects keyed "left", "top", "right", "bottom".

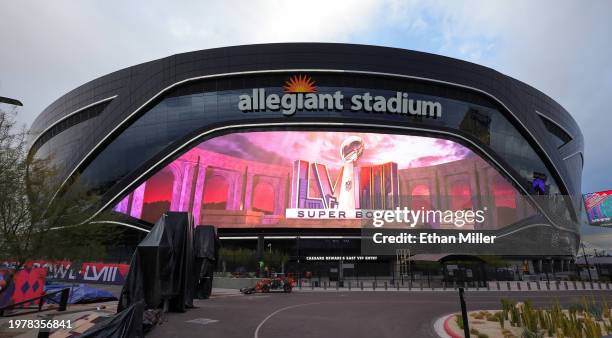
[
  {"left": 583, "top": 190, "right": 612, "bottom": 226},
  {"left": 113, "top": 131, "right": 531, "bottom": 229}
]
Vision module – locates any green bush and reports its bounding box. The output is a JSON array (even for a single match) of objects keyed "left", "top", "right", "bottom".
[
  {"left": 520, "top": 327, "right": 543, "bottom": 338},
  {"left": 487, "top": 311, "right": 502, "bottom": 322},
  {"left": 455, "top": 314, "right": 464, "bottom": 330},
  {"left": 501, "top": 298, "right": 514, "bottom": 321},
  {"left": 474, "top": 313, "right": 485, "bottom": 320}
]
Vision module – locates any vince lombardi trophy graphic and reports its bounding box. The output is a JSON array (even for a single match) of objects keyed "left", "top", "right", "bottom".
[{"left": 337, "top": 136, "right": 364, "bottom": 210}]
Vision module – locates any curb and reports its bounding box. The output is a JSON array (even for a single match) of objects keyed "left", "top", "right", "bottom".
[
  {"left": 433, "top": 313, "right": 456, "bottom": 338},
  {"left": 443, "top": 314, "right": 463, "bottom": 338},
  {"left": 292, "top": 288, "right": 608, "bottom": 293}
]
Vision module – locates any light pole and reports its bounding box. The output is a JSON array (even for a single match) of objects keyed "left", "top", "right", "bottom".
[
  {"left": 459, "top": 288, "right": 470, "bottom": 338},
  {"left": 581, "top": 242, "right": 593, "bottom": 283}
]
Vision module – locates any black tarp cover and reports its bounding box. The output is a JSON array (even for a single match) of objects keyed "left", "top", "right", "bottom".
[
  {"left": 80, "top": 301, "right": 144, "bottom": 338},
  {"left": 118, "top": 212, "right": 194, "bottom": 312},
  {"left": 193, "top": 225, "right": 220, "bottom": 261},
  {"left": 193, "top": 225, "right": 220, "bottom": 299},
  {"left": 164, "top": 212, "right": 194, "bottom": 311}
]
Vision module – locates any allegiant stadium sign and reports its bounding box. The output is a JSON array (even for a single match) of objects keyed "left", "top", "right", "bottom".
[{"left": 238, "top": 75, "right": 442, "bottom": 118}]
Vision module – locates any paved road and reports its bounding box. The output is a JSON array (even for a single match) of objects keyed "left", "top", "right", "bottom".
[{"left": 148, "top": 290, "right": 612, "bottom": 338}]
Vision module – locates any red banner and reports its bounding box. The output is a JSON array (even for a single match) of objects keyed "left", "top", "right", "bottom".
[
  {"left": 0, "top": 267, "right": 46, "bottom": 309},
  {"left": 27, "top": 261, "right": 129, "bottom": 285}
]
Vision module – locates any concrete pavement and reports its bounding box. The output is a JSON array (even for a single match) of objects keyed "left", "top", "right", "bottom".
[{"left": 148, "top": 290, "right": 612, "bottom": 338}]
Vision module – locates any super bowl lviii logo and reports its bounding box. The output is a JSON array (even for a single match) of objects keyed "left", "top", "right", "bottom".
[
  {"left": 286, "top": 135, "right": 401, "bottom": 220},
  {"left": 238, "top": 74, "right": 443, "bottom": 118}
]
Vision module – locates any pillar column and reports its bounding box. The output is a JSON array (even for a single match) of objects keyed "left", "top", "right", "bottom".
[
  {"left": 114, "top": 195, "right": 130, "bottom": 213},
  {"left": 538, "top": 259, "right": 543, "bottom": 274},
  {"left": 192, "top": 165, "right": 207, "bottom": 224},
  {"left": 178, "top": 164, "right": 195, "bottom": 212},
  {"left": 130, "top": 182, "right": 146, "bottom": 219},
  {"left": 170, "top": 165, "right": 184, "bottom": 211},
  {"left": 243, "top": 173, "right": 255, "bottom": 211}
]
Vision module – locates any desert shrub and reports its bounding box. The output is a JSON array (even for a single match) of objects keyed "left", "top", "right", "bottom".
[
  {"left": 486, "top": 311, "right": 501, "bottom": 322},
  {"left": 455, "top": 314, "right": 464, "bottom": 330},
  {"left": 520, "top": 327, "right": 543, "bottom": 338},
  {"left": 502, "top": 329, "right": 515, "bottom": 338}
]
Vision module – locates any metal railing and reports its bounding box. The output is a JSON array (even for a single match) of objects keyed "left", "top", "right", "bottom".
[
  {"left": 293, "top": 279, "right": 612, "bottom": 292},
  {"left": 0, "top": 288, "right": 70, "bottom": 317}
]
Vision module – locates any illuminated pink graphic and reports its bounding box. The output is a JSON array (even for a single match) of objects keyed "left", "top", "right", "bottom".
[{"left": 113, "top": 131, "right": 533, "bottom": 229}]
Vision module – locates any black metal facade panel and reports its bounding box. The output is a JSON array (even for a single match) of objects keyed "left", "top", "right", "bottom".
[{"left": 29, "top": 43, "right": 583, "bottom": 198}]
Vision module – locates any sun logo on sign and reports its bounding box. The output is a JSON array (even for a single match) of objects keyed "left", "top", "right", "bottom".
[{"left": 283, "top": 75, "right": 317, "bottom": 93}]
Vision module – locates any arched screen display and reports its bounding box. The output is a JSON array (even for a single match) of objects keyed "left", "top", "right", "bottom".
[{"left": 113, "top": 131, "right": 535, "bottom": 229}]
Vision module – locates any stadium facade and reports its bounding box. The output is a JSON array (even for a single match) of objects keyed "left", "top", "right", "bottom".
[{"left": 29, "top": 43, "right": 584, "bottom": 282}]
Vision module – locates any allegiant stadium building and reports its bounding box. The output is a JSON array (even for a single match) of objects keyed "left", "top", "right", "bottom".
[{"left": 29, "top": 43, "right": 584, "bottom": 281}]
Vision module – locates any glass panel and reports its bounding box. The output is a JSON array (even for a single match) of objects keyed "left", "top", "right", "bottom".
[{"left": 64, "top": 74, "right": 577, "bottom": 230}]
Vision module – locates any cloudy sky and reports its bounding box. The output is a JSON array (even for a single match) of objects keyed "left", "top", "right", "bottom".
[{"left": 1, "top": 0, "right": 611, "bottom": 247}]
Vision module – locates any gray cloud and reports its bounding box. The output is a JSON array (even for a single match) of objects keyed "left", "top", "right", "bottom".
[
  {"left": 2, "top": 0, "right": 611, "bottom": 247},
  {"left": 379, "top": 0, "right": 612, "bottom": 248},
  {"left": 0, "top": 0, "right": 381, "bottom": 127}
]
